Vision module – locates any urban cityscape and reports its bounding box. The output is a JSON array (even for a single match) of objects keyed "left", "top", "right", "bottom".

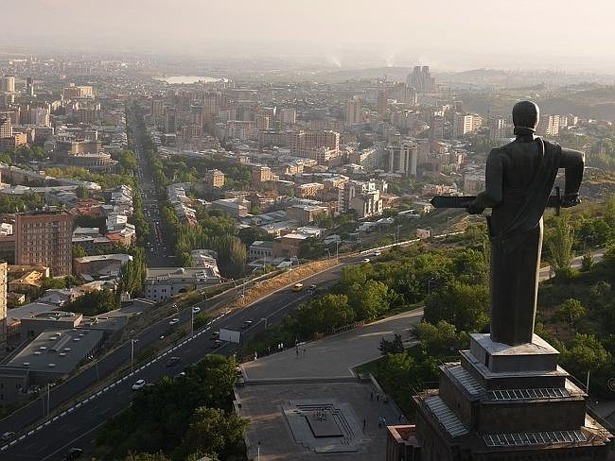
[{"left": 1, "top": 2, "right": 615, "bottom": 461}]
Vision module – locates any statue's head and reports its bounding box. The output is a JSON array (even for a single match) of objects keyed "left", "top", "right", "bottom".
[{"left": 512, "top": 100, "right": 539, "bottom": 135}]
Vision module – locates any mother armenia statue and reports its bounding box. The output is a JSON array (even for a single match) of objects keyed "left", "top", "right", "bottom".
[{"left": 467, "top": 101, "right": 584, "bottom": 346}]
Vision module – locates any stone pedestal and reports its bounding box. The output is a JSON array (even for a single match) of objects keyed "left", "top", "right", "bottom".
[{"left": 414, "top": 334, "right": 612, "bottom": 460}]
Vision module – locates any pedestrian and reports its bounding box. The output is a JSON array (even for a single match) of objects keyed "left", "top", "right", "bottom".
[
  {"left": 376, "top": 393, "right": 380, "bottom": 402},
  {"left": 383, "top": 395, "right": 388, "bottom": 404},
  {"left": 296, "top": 348, "right": 299, "bottom": 358},
  {"left": 363, "top": 417, "right": 366, "bottom": 429},
  {"left": 370, "top": 391, "right": 374, "bottom": 401},
  {"left": 382, "top": 416, "right": 387, "bottom": 426},
  {"left": 303, "top": 347, "right": 306, "bottom": 355}
]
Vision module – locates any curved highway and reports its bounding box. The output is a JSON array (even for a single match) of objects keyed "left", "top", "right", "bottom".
[{"left": 0, "top": 264, "right": 348, "bottom": 460}]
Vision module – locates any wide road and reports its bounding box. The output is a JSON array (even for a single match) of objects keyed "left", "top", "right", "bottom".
[{"left": 0, "top": 263, "right": 350, "bottom": 460}]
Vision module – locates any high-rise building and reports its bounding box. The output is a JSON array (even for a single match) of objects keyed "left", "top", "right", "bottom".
[
  {"left": 150, "top": 99, "right": 164, "bottom": 119},
  {"left": 453, "top": 113, "right": 483, "bottom": 138},
  {"left": 1, "top": 76, "right": 15, "bottom": 93},
  {"left": 346, "top": 97, "right": 362, "bottom": 126},
  {"left": 15, "top": 211, "right": 73, "bottom": 276},
  {"left": 0, "top": 117, "right": 12, "bottom": 138},
  {"left": 388, "top": 141, "right": 418, "bottom": 176},
  {"left": 25, "top": 77, "right": 35, "bottom": 97},
  {"left": 164, "top": 107, "right": 177, "bottom": 134},
  {"left": 288, "top": 130, "right": 340, "bottom": 159},
  {"left": 62, "top": 85, "right": 93, "bottom": 99},
  {"left": 190, "top": 104, "right": 203, "bottom": 126},
  {"left": 255, "top": 114, "right": 270, "bottom": 130},
  {"left": 377, "top": 91, "right": 388, "bottom": 116},
  {"left": 29, "top": 107, "right": 50, "bottom": 127},
  {"left": 408, "top": 66, "right": 436, "bottom": 93},
  {"left": 489, "top": 117, "right": 510, "bottom": 140},
  {"left": 278, "top": 108, "right": 296, "bottom": 125},
  {"left": 0, "top": 262, "right": 7, "bottom": 348},
  {"left": 430, "top": 113, "right": 445, "bottom": 140},
  {"left": 536, "top": 114, "right": 560, "bottom": 136},
  {"left": 203, "top": 169, "right": 225, "bottom": 190}
]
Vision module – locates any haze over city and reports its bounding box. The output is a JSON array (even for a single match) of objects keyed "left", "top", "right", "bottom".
[{"left": 3, "top": 0, "right": 615, "bottom": 72}]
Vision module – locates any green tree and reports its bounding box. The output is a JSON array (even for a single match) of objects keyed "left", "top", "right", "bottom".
[
  {"left": 560, "top": 334, "right": 613, "bottom": 393},
  {"left": 545, "top": 214, "right": 575, "bottom": 271},
  {"left": 423, "top": 282, "right": 489, "bottom": 333},
  {"left": 555, "top": 298, "right": 586, "bottom": 326},
  {"left": 293, "top": 294, "right": 355, "bottom": 337},
  {"left": 172, "top": 407, "right": 247, "bottom": 461},
  {"left": 379, "top": 334, "right": 404, "bottom": 355},
  {"left": 64, "top": 289, "right": 119, "bottom": 315},
  {"left": 72, "top": 245, "right": 87, "bottom": 258},
  {"left": 415, "top": 320, "right": 467, "bottom": 357},
  {"left": 237, "top": 226, "right": 272, "bottom": 247},
  {"left": 348, "top": 279, "right": 390, "bottom": 321}
]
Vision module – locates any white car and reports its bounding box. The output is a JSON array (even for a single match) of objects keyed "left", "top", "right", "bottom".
[
  {"left": 131, "top": 379, "right": 146, "bottom": 390},
  {"left": 169, "top": 318, "right": 180, "bottom": 326},
  {"left": 192, "top": 306, "right": 201, "bottom": 314}
]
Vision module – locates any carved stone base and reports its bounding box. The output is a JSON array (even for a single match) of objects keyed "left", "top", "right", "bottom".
[{"left": 413, "top": 334, "right": 612, "bottom": 461}]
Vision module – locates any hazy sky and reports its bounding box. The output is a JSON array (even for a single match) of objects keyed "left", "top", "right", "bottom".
[{"left": 2, "top": 0, "right": 614, "bottom": 72}]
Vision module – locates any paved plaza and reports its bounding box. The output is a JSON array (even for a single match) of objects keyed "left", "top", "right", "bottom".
[{"left": 236, "top": 309, "right": 423, "bottom": 460}]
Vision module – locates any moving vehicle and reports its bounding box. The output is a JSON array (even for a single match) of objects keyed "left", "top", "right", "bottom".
[
  {"left": 166, "top": 356, "right": 181, "bottom": 367},
  {"left": 241, "top": 320, "right": 253, "bottom": 329},
  {"left": 192, "top": 306, "right": 201, "bottom": 314},
  {"left": 169, "top": 318, "right": 180, "bottom": 326},
  {"left": 131, "top": 379, "right": 146, "bottom": 390},
  {"left": 211, "top": 340, "right": 223, "bottom": 349},
  {"left": 63, "top": 447, "right": 83, "bottom": 460},
  {"left": 292, "top": 283, "right": 304, "bottom": 292}
]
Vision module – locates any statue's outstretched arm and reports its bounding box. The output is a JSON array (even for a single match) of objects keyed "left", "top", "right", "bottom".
[
  {"left": 467, "top": 149, "right": 503, "bottom": 214},
  {"left": 560, "top": 147, "right": 584, "bottom": 206}
]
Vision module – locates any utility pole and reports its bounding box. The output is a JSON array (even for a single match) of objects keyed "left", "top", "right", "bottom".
[{"left": 130, "top": 339, "right": 139, "bottom": 373}]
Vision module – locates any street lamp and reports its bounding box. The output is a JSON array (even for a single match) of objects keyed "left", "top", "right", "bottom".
[
  {"left": 130, "top": 339, "right": 139, "bottom": 373},
  {"left": 335, "top": 240, "right": 340, "bottom": 260},
  {"left": 191, "top": 307, "right": 194, "bottom": 336},
  {"left": 261, "top": 317, "right": 268, "bottom": 329}
]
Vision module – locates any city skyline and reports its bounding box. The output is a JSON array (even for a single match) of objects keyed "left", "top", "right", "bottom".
[{"left": 2, "top": 0, "right": 615, "bottom": 72}]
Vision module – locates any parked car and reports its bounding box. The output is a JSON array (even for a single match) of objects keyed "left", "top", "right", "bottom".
[
  {"left": 131, "top": 379, "right": 146, "bottom": 390},
  {"left": 211, "top": 331, "right": 220, "bottom": 340},
  {"left": 169, "top": 318, "right": 180, "bottom": 326},
  {"left": 211, "top": 339, "right": 223, "bottom": 349}
]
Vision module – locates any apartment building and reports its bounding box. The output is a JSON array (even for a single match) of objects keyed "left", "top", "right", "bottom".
[{"left": 15, "top": 211, "right": 73, "bottom": 276}]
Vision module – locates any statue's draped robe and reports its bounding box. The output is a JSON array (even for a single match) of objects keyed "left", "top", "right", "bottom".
[{"left": 477, "top": 138, "right": 561, "bottom": 345}]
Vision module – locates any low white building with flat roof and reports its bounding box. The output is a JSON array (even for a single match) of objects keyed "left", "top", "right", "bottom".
[{"left": 144, "top": 267, "right": 222, "bottom": 302}]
